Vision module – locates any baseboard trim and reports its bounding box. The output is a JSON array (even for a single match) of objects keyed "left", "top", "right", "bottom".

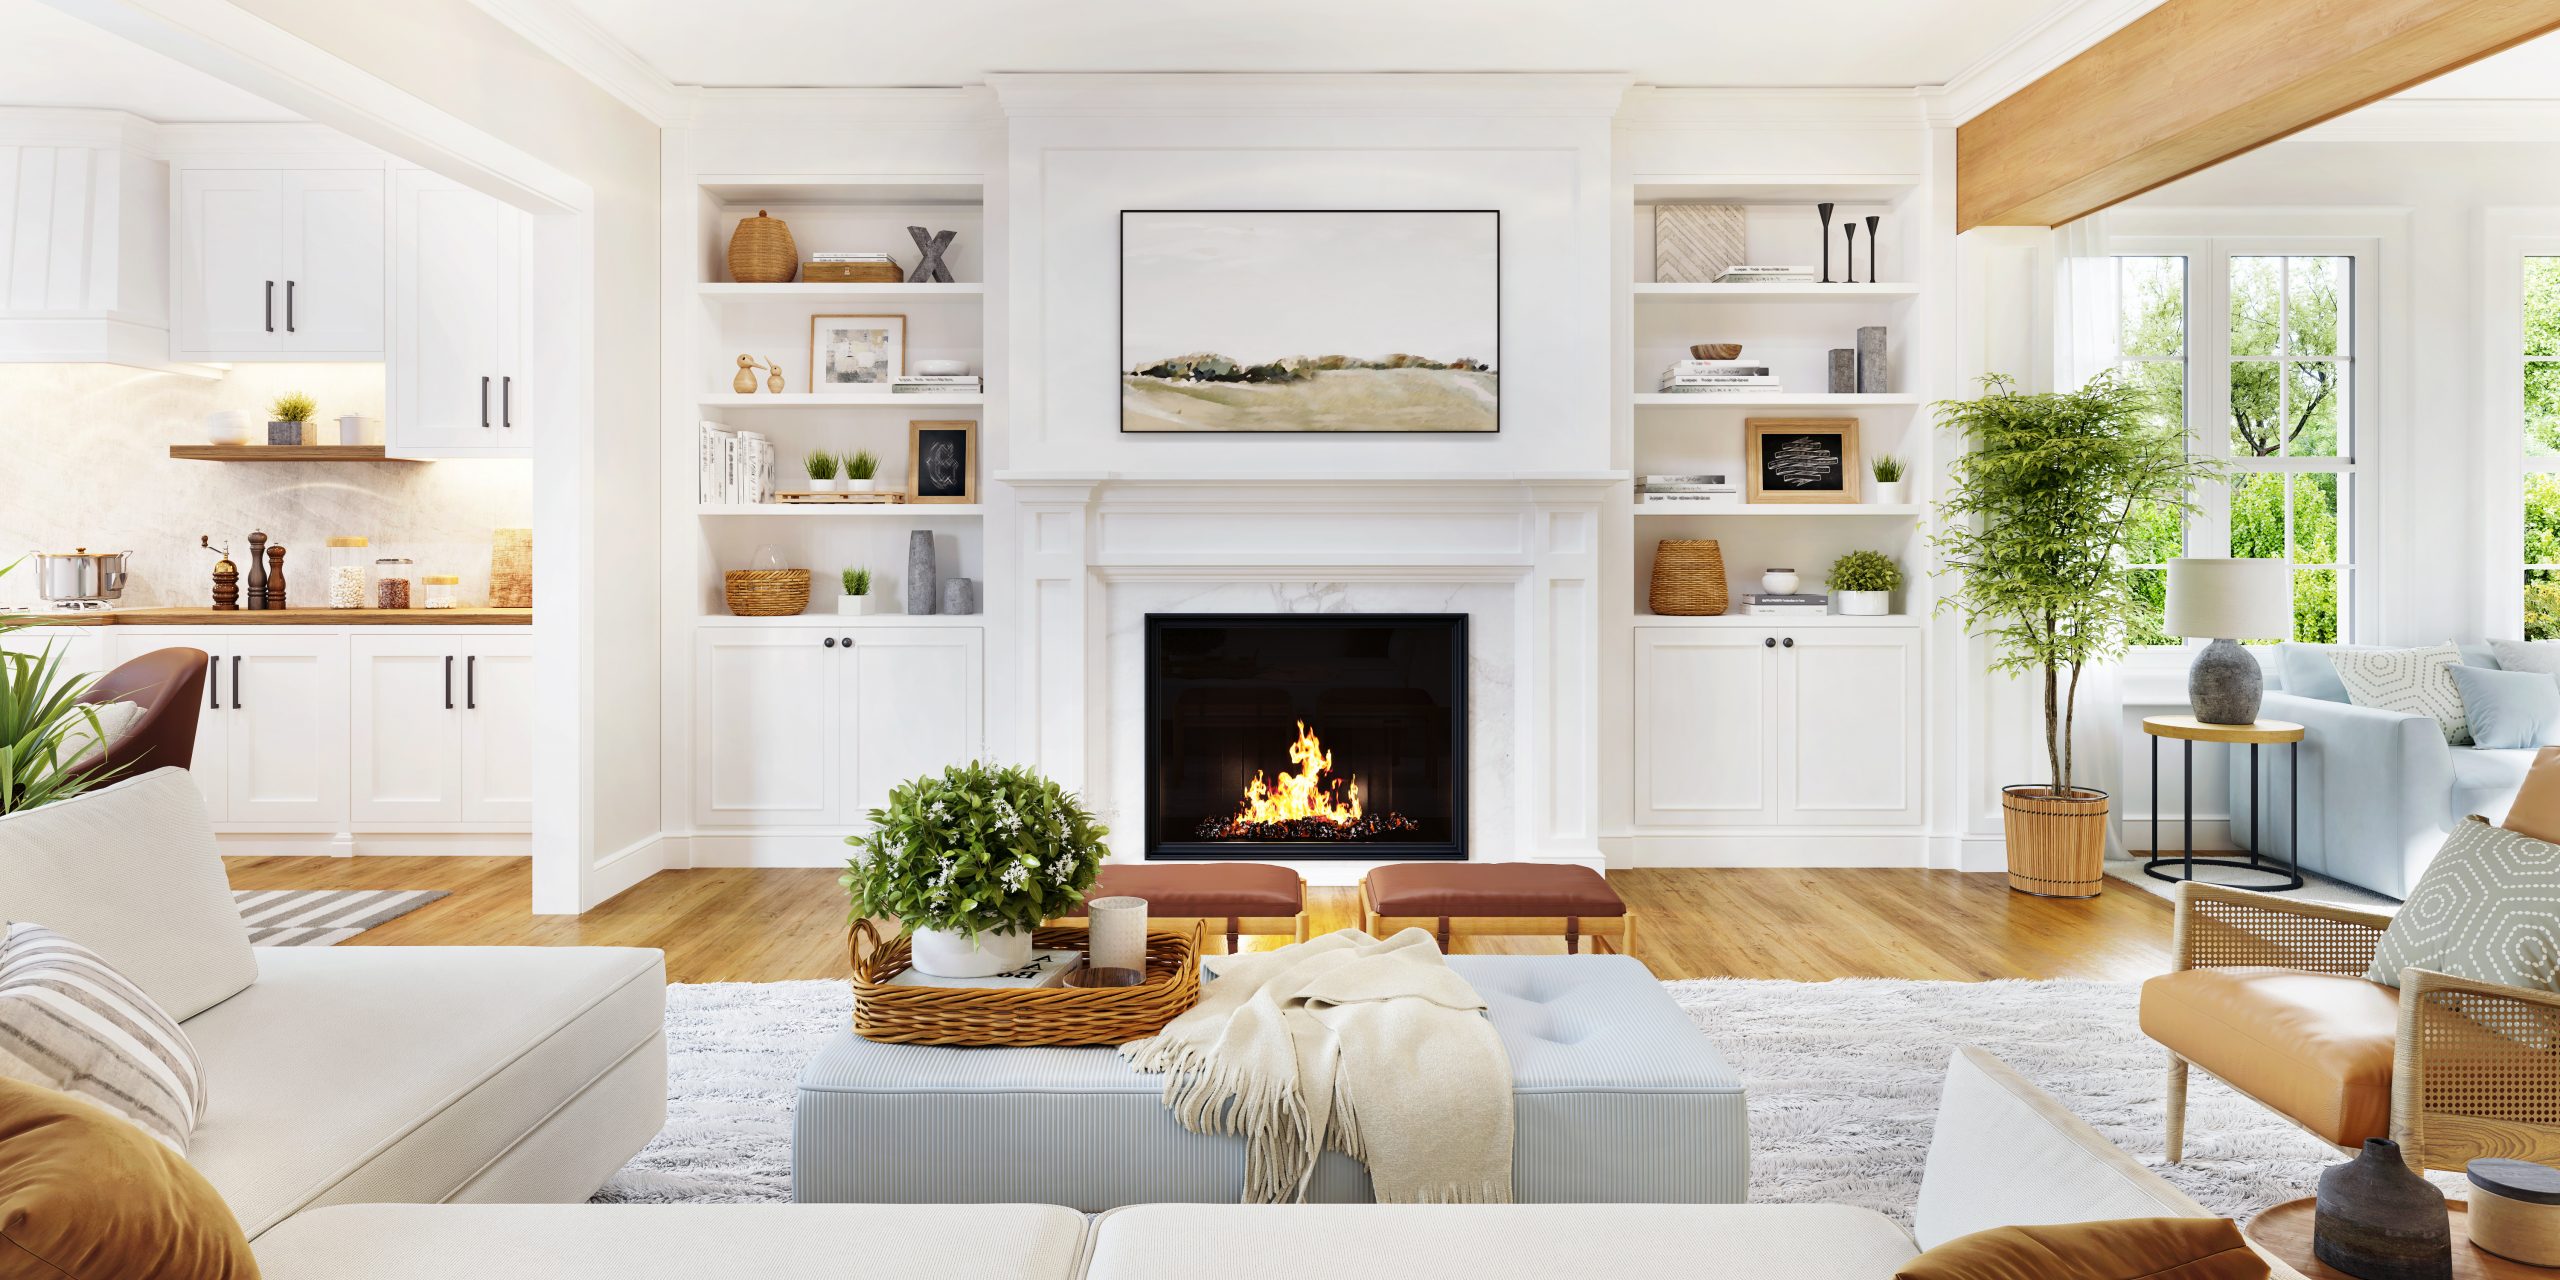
[
  {"left": 1626, "top": 831, "right": 1931, "bottom": 868},
  {"left": 587, "top": 833, "right": 670, "bottom": 906}
]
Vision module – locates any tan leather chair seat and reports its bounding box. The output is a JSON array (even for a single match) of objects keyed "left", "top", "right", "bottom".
[{"left": 2139, "top": 966, "right": 2400, "bottom": 1147}]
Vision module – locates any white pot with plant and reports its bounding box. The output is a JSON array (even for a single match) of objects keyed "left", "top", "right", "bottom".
[
  {"left": 843, "top": 449, "right": 881, "bottom": 494},
  {"left": 1871, "top": 454, "right": 1909, "bottom": 506},
  {"left": 843, "top": 762, "right": 1111, "bottom": 978},
  {"left": 836, "top": 567, "right": 874, "bottom": 616},
  {"left": 1827, "top": 550, "right": 1901, "bottom": 616},
  {"left": 803, "top": 449, "right": 840, "bottom": 494}
]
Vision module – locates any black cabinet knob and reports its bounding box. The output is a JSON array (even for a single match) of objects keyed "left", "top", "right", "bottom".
[
  {"left": 1763, "top": 636, "right": 1776, "bottom": 648},
  {"left": 822, "top": 637, "right": 837, "bottom": 648},
  {"left": 839, "top": 637, "right": 853, "bottom": 647},
  {"left": 1782, "top": 636, "right": 1795, "bottom": 648}
]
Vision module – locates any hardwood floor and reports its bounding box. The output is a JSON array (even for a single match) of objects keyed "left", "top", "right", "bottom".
[{"left": 224, "top": 858, "right": 2174, "bottom": 985}]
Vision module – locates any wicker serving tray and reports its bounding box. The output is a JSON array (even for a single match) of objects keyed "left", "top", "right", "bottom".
[{"left": 848, "top": 920, "right": 1203, "bottom": 1047}]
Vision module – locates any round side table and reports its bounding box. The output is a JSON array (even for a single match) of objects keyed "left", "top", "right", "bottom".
[
  {"left": 2141, "top": 715, "right": 2305, "bottom": 891},
  {"left": 2247, "top": 1198, "right": 2540, "bottom": 1279}
]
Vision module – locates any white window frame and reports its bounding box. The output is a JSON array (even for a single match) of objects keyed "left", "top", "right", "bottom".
[{"left": 2487, "top": 215, "right": 2560, "bottom": 639}]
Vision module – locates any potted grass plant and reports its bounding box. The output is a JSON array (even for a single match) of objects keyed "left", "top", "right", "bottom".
[
  {"left": 1827, "top": 550, "right": 1901, "bottom": 616},
  {"left": 268, "top": 392, "right": 317, "bottom": 446},
  {"left": 843, "top": 449, "right": 881, "bottom": 495},
  {"left": 1870, "top": 454, "right": 1908, "bottom": 506},
  {"left": 802, "top": 449, "right": 841, "bottom": 494},
  {"left": 1932, "top": 372, "right": 2215, "bottom": 898},
  {"left": 842, "top": 762, "right": 1110, "bottom": 977},
  {"left": 837, "top": 567, "right": 874, "bottom": 616}
]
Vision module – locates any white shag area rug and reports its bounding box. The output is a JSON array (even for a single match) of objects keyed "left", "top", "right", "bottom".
[{"left": 597, "top": 976, "right": 2452, "bottom": 1220}]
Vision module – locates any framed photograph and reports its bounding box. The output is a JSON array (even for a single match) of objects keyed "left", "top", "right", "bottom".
[
  {"left": 1745, "top": 418, "right": 1860, "bottom": 504},
  {"left": 907, "top": 420, "right": 976, "bottom": 504},
  {"left": 1119, "top": 209, "right": 1499, "bottom": 434},
  {"left": 810, "top": 314, "right": 907, "bottom": 389}
]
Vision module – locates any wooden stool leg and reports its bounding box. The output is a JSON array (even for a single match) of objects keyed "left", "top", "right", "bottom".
[
  {"left": 1226, "top": 916, "right": 1241, "bottom": 954},
  {"left": 1565, "top": 914, "right": 1580, "bottom": 956},
  {"left": 1294, "top": 912, "right": 1308, "bottom": 944},
  {"left": 1436, "top": 916, "right": 1451, "bottom": 951},
  {"left": 2165, "top": 1052, "right": 2188, "bottom": 1164}
]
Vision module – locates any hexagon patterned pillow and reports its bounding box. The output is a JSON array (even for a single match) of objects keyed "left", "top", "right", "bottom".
[
  {"left": 2333, "top": 642, "right": 2471, "bottom": 745},
  {"left": 2367, "top": 816, "right": 2560, "bottom": 992}
]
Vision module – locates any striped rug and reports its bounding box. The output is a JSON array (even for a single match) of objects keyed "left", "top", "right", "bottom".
[{"left": 232, "top": 889, "right": 449, "bottom": 947}]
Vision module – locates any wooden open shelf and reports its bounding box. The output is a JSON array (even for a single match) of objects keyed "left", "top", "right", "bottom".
[{"left": 169, "top": 445, "right": 407, "bottom": 462}]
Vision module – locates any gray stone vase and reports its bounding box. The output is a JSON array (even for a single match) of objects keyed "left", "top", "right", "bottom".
[
  {"left": 2188, "top": 637, "right": 2263, "bottom": 725},
  {"left": 941, "top": 577, "right": 978, "bottom": 616},
  {"left": 905, "top": 530, "right": 938, "bottom": 615}
]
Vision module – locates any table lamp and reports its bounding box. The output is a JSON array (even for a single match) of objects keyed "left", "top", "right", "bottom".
[{"left": 2164, "top": 557, "right": 2291, "bottom": 724}]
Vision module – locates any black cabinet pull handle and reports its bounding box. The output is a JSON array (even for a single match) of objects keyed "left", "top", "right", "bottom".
[
  {"left": 285, "top": 280, "right": 296, "bottom": 332},
  {"left": 481, "top": 377, "right": 491, "bottom": 429},
  {"left": 1782, "top": 636, "right": 1795, "bottom": 648},
  {"left": 1762, "top": 636, "right": 1776, "bottom": 648},
  {"left": 230, "top": 655, "right": 241, "bottom": 709},
  {"left": 466, "top": 655, "right": 477, "bottom": 710},
  {"left": 444, "top": 655, "right": 454, "bottom": 710},
  {"left": 208, "top": 656, "right": 219, "bottom": 710},
  {"left": 823, "top": 637, "right": 837, "bottom": 648},
  {"left": 501, "top": 376, "right": 512, "bottom": 429},
  {"left": 264, "top": 281, "right": 275, "bottom": 332}
]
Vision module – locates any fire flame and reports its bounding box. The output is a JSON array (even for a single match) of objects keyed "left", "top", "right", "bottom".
[{"left": 1232, "top": 721, "right": 1362, "bottom": 828}]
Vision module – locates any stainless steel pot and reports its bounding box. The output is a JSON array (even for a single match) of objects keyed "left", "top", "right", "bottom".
[{"left": 31, "top": 548, "right": 132, "bottom": 605}]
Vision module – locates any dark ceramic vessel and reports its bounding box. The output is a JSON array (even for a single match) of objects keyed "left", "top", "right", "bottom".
[{"left": 2315, "top": 1139, "right": 2453, "bottom": 1280}]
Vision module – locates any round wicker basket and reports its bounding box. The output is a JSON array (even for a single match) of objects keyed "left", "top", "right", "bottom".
[
  {"left": 1649, "top": 539, "right": 1730, "bottom": 616},
  {"left": 726, "top": 210, "right": 798, "bottom": 284},
  {"left": 724, "top": 569, "right": 811, "bottom": 616}
]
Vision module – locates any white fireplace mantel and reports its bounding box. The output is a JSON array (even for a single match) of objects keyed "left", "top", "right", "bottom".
[{"left": 998, "top": 471, "right": 1622, "bottom": 883}]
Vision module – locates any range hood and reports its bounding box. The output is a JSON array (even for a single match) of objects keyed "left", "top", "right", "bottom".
[{"left": 0, "top": 110, "right": 218, "bottom": 377}]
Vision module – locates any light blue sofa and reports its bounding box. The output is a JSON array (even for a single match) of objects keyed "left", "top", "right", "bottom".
[{"left": 2228, "top": 642, "right": 2532, "bottom": 899}]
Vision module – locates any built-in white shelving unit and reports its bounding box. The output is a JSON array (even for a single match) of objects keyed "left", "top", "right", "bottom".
[
  {"left": 1634, "top": 613, "right": 1921, "bottom": 628},
  {"left": 696, "top": 503, "right": 985, "bottom": 517},
  {"left": 1632, "top": 282, "right": 1922, "bottom": 303},
  {"left": 1631, "top": 503, "right": 1920, "bottom": 518},
  {"left": 1634, "top": 393, "right": 1919, "bottom": 409},
  {"left": 697, "top": 392, "right": 986, "bottom": 408}
]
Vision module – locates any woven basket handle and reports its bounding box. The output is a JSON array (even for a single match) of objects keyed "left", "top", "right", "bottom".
[{"left": 849, "top": 917, "right": 884, "bottom": 977}]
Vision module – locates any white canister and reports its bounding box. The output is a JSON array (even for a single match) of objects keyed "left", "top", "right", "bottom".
[
  {"left": 1086, "top": 895, "right": 1149, "bottom": 976},
  {"left": 207, "top": 409, "right": 257, "bottom": 446},
  {"left": 1761, "top": 569, "right": 1800, "bottom": 595},
  {"left": 339, "top": 415, "right": 385, "bottom": 446}
]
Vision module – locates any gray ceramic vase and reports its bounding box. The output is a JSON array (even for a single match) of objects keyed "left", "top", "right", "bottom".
[
  {"left": 2313, "top": 1139, "right": 2452, "bottom": 1280},
  {"left": 941, "top": 577, "right": 978, "bottom": 616},
  {"left": 905, "top": 530, "right": 938, "bottom": 615}
]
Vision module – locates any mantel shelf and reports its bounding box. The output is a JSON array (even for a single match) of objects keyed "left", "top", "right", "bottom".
[
  {"left": 1632, "top": 282, "right": 1921, "bottom": 302},
  {"left": 1634, "top": 393, "right": 1919, "bottom": 409},
  {"left": 697, "top": 392, "right": 984, "bottom": 408},
  {"left": 169, "top": 445, "right": 411, "bottom": 462}
]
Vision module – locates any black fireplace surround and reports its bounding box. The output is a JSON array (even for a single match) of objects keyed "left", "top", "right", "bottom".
[{"left": 1144, "top": 614, "right": 1466, "bottom": 861}]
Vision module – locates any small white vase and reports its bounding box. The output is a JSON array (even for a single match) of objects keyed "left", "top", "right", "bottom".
[
  {"left": 1872, "top": 480, "right": 1909, "bottom": 506},
  {"left": 835, "top": 594, "right": 874, "bottom": 616},
  {"left": 910, "top": 926, "right": 1035, "bottom": 978},
  {"left": 806, "top": 476, "right": 840, "bottom": 494},
  {"left": 206, "top": 410, "right": 256, "bottom": 446},
  {"left": 1839, "top": 590, "right": 1891, "bottom": 616},
  {"left": 1761, "top": 569, "right": 1800, "bottom": 595},
  {"left": 844, "top": 477, "right": 878, "bottom": 494}
]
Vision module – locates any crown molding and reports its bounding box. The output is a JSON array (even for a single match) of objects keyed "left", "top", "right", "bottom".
[
  {"left": 465, "top": 0, "right": 685, "bottom": 126},
  {"left": 0, "top": 108, "right": 164, "bottom": 155},
  {"left": 1617, "top": 87, "right": 1931, "bottom": 130},
  {"left": 1933, "top": 0, "right": 2166, "bottom": 125},
  {"left": 985, "top": 72, "right": 1634, "bottom": 120},
  {"left": 683, "top": 86, "right": 997, "bottom": 129},
  {"left": 2292, "top": 98, "right": 2560, "bottom": 143}
]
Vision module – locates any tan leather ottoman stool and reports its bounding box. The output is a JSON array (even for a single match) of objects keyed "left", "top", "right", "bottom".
[
  {"left": 1361, "top": 863, "right": 1635, "bottom": 956},
  {"left": 1057, "top": 863, "right": 1308, "bottom": 953}
]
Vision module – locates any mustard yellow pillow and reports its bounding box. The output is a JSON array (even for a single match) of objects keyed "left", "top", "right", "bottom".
[
  {"left": 2501, "top": 746, "right": 2560, "bottom": 843},
  {"left": 1896, "top": 1217, "right": 2265, "bottom": 1280},
  {"left": 0, "top": 1076, "right": 257, "bottom": 1279}
]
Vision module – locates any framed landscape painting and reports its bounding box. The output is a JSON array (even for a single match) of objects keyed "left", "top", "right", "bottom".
[{"left": 1119, "top": 210, "right": 1500, "bottom": 433}]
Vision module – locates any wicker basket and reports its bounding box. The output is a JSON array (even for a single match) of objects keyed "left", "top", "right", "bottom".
[
  {"left": 2001, "top": 785, "right": 2109, "bottom": 898},
  {"left": 723, "top": 569, "right": 811, "bottom": 616},
  {"left": 849, "top": 921, "right": 1203, "bottom": 1047},
  {"left": 727, "top": 210, "right": 798, "bottom": 284},
  {"left": 1649, "top": 539, "right": 1730, "bottom": 616},
  {"left": 803, "top": 261, "right": 905, "bottom": 284}
]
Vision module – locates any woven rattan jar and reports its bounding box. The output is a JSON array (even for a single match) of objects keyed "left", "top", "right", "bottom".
[
  {"left": 726, "top": 210, "right": 798, "bottom": 284},
  {"left": 1649, "top": 539, "right": 1731, "bottom": 616}
]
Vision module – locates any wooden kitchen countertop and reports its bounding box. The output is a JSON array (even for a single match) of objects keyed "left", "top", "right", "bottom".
[{"left": 25, "top": 607, "right": 533, "bottom": 626}]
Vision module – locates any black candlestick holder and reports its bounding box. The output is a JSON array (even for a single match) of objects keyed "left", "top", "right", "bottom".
[
  {"left": 1865, "top": 216, "right": 1883, "bottom": 283},
  {"left": 1817, "top": 203, "right": 1836, "bottom": 284}
]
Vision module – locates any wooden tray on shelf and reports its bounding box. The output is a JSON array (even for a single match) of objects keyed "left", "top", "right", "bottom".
[
  {"left": 848, "top": 921, "right": 1202, "bottom": 1047},
  {"left": 777, "top": 491, "right": 907, "bottom": 504}
]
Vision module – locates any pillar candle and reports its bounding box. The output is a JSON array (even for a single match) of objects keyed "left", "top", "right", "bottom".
[{"left": 1086, "top": 895, "right": 1149, "bottom": 977}]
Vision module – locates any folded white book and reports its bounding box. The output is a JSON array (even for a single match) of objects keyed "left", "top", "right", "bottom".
[
  {"left": 886, "top": 949, "right": 1085, "bottom": 989},
  {"left": 1743, "top": 605, "right": 1831, "bottom": 616},
  {"left": 810, "top": 251, "right": 897, "bottom": 262}
]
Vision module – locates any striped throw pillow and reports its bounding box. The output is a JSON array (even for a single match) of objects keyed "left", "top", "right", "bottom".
[{"left": 0, "top": 922, "right": 207, "bottom": 1152}]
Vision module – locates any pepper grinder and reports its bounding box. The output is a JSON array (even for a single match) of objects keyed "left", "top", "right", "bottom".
[
  {"left": 266, "top": 544, "right": 288, "bottom": 610},
  {"left": 201, "top": 536, "right": 238, "bottom": 610},
  {"left": 245, "top": 531, "right": 269, "bottom": 609}
]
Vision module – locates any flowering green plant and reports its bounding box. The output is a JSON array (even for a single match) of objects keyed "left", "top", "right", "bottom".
[{"left": 841, "top": 762, "right": 1110, "bottom": 938}]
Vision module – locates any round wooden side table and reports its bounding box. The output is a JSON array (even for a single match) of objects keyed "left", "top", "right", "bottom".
[
  {"left": 2247, "top": 1198, "right": 2549, "bottom": 1278},
  {"left": 2140, "top": 714, "right": 2306, "bottom": 891}
]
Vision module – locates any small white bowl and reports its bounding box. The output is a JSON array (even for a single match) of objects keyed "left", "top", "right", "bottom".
[{"left": 915, "top": 359, "right": 970, "bottom": 377}]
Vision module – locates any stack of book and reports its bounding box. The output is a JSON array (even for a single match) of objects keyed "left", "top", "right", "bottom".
[
  {"left": 892, "top": 374, "right": 983, "bottom": 395},
  {"left": 1659, "top": 357, "right": 1778, "bottom": 394},
  {"left": 1639, "top": 473, "right": 1741, "bottom": 508},
  {"left": 697, "top": 422, "right": 773, "bottom": 505},
  {"left": 1714, "top": 265, "right": 1819, "bottom": 284},
  {"left": 810, "top": 251, "right": 896, "bottom": 266},
  {"left": 1741, "top": 592, "right": 1829, "bottom": 617}
]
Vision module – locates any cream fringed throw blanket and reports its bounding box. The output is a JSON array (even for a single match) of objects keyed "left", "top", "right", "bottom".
[{"left": 1120, "top": 928, "right": 1513, "bottom": 1204}]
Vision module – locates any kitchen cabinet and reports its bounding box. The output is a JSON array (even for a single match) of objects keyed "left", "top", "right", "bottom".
[
  {"left": 110, "top": 630, "right": 349, "bottom": 826},
  {"left": 693, "top": 625, "right": 984, "bottom": 829},
  {"left": 1634, "top": 627, "right": 1921, "bottom": 829},
  {"left": 351, "top": 632, "right": 534, "bottom": 824},
  {"left": 173, "top": 169, "right": 385, "bottom": 360},
  {"left": 390, "top": 170, "right": 527, "bottom": 457}
]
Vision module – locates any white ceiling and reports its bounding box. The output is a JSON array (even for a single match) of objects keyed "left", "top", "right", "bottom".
[
  {"left": 0, "top": 0, "right": 298, "bottom": 121},
  {"left": 555, "top": 0, "right": 2081, "bottom": 89},
  {"left": 2393, "top": 30, "right": 2560, "bottom": 98}
]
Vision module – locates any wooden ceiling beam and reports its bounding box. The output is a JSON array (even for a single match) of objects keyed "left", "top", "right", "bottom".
[{"left": 1957, "top": 0, "right": 2560, "bottom": 231}]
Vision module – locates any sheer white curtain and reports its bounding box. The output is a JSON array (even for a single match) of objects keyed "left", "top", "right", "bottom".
[{"left": 2052, "top": 213, "right": 2137, "bottom": 855}]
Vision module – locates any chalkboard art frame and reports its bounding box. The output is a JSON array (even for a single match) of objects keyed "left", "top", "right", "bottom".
[{"left": 1745, "top": 417, "right": 1861, "bottom": 505}]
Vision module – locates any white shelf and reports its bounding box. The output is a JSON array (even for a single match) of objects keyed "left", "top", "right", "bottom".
[
  {"left": 698, "top": 392, "right": 984, "bottom": 408},
  {"left": 1633, "top": 503, "right": 1922, "bottom": 517},
  {"left": 1633, "top": 282, "right": 1920, "bottom": 302},
  {"left": 698, "top": 612, "right": 986, "bottom": 627},
  {"left": 698, "top": 503, "right": 982, "bottom": 517},
  {"left": 701, "top": 179, "right": 983, "bottom": 207},
  {"left": 1635, "top": 393, "right": 1919, "bottom": 409},
  {"left": 1635, "top": 613, "right": 1921, "bottom": 628},
  {"left": 1632, "top": 175, "right": 1920, "bottom": 204},
  {"left": 696, "top": 282, "right": 984, "bottom": 301}
]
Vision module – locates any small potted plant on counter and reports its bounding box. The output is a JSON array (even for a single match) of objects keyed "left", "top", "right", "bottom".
[
  {"left": 1870, "top": 454, "right": 1909, "bottom": 505},
  {"left": 268, "top": 392, "right": 317, "bottom": 446},
  {"left": 843, "top": 762, "right": 1110, "bottom": 978},
  {"left": 844, "top": 449, "right": 881, "bottom": 495},
  {"left": 802, "top": 449, "right": 840, "bottom": 494},
  {"left": 837, "top": 567, "right": 874, "bottom": 616},
  {"left": 1827, "top": 550, "right": 1902, "bottom": 616}
]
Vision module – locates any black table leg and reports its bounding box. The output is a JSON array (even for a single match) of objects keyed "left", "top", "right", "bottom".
[
  {"left": 2182, "top": 738, "right": 2195, "bottom": 879},
  {"left": 2143, "top": 730, "right": 2306, "bottom": 889},
  {"left": 2248, "top": 742, "right": 2261, "bottom": 868}
]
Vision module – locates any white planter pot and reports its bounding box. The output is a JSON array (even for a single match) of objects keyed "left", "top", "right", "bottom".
[
  {"left": 910, "top": 926, "right": 1035, "bottom": 978},
  {"left": 835, "top": 594, "right": 875, "bottom": 615},
  {"left": 844, "top": 477, "right": 879, "bottom": 494},
  {"left": 1871, "top": 480, "right": 1909, "bottom": 506},
  {"left": 1839, "top": 591, "right": 1891, "bottom": 616},
  {"left": 806, "top": 476, "right": 840, "bottom": 494}
]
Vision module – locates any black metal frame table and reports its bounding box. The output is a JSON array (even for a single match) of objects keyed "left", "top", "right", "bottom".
[{"left": 2141, "top": 714, "right": 2305, "bottom": 891}]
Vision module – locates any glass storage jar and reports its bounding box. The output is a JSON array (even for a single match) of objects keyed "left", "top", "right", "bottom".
[
  {"left": 325, "top": 536, "right": 370, "bottom": 608},
  {"left": 421, "top": 575, "right": 461, "bottom": 610},
  {"left": 374, "top": 558, "right": 415, "bottom": 609}
]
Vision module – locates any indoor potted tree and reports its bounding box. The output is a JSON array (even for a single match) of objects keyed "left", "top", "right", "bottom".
[
  {"left": 843, "top": 449, "right": 881, "bottom": 495},
  {"left": 1932, "top": 372, "right": 2213, "bottom": 898},
  {"left": 842, "top": 762, "right": 1110, "bottom": 977},
  {"left": 802, "top": 449, "right": 840, "bottom": 494},
  {"left": 837, "top": 567, "right": 874, "bottom": 616},
  {"left": 1826, "top": 550, "right": 1901, "bottom": 616}
]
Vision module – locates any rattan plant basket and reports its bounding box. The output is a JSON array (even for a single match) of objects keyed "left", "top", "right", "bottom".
[
  {"left": 849, "top": 921, "right": 1204, "bottom": 1047},
  {"left": 2001, "top": 785, "right": 2109, "bottom": 898},
  {"left": 803, "top": 261, "right": 905, "bottom": 284},
  {"left": 726, "top": 210, "right": 799, "bottom": 284},
  {"left": 723, "top": 569, "right": 811, "bottom": 616},
  {"left": 1649, "top": 539, "right": 1731, "bottom": 616}
]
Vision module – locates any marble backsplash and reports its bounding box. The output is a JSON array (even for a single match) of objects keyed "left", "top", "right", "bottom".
[{"left": 0, "top": 364, "right": 532, "bottom": 609}]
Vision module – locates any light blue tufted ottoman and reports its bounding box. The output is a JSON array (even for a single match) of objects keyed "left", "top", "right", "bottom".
[{"left": 793, "top": 954, "right": 1748, "bottom": 1208}]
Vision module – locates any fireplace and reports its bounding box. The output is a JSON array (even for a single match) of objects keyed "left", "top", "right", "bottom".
[{"left": 1143, "top": 614, "right": 1466, "bottom": 861}]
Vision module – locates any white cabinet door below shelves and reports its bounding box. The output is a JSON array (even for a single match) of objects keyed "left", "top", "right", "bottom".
[
  {"left": 842, "top": 628, "right": 985, "bottom": 831},
  {"left": 460, "top": 638, "right": 535, "bottom": 823},
  {"left": 221, "top": 634, "right": 349, "bottom": 826},
  {"left": 1634, "top": 629, "right": 1777, "bottom": 826},
  {"left": 350, "top": 636, "right": 463, "bottom": 823},
  {"left": 694, "top": 628, "right": 839, "bottom": 827},
  {"left": 1782, "top": 631, "right": 1922, "bottom": 826}
]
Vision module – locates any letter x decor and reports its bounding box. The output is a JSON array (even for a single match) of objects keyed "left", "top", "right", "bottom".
[{"left": 906, "top": 226, "right": 956, "bottom": 283}]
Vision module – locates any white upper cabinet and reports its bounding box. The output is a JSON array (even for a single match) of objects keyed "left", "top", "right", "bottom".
[
  {"left": 390, "top": 169, "right": 527, "bottom": 457},
  {"left": 173, "top": 168, "right": 384, "bottom": 360}
]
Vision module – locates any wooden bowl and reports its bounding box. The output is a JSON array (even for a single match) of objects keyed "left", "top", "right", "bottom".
[{"left": 1690, "top": 343, "right": 1743, "bottom": 361}]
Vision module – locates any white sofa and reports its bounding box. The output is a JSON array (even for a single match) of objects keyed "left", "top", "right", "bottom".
[
  {"left": 251, "top": 1047, "right": 2307, "bottom": 1279},
  {"left": 0, "top": 769, "right": 667, "bottom": 1237}
]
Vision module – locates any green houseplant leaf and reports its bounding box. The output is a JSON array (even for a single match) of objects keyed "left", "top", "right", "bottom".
[
  {"left": 0, "top": 559, "right": 116, "bottom": 815},
  {"left": 841, "top": 761, "right": 1110, "bottom": 940}
]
